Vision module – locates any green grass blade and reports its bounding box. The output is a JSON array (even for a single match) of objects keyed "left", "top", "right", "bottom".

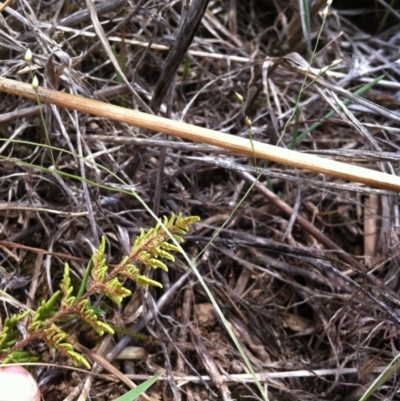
[
  {"left": 76, "top": 257, "right": 93, "bottom": 301},
  {"left": 358, "top": 352, "right": 400, "bottom": 401},
  {"left": 113, "top": 372, "right": 163, "bottom": 401},
  {"left": 294, "top": 75, "right": 385, "bottom": 145},
  {"left": 376, "top": 0, "right": 398, "bottom": 34},
  {"left": 289, "top": 106, "right": 300, "bottom": 149},
  {"left": 299, "top": 0, "right": 312, "bottom": 54}
]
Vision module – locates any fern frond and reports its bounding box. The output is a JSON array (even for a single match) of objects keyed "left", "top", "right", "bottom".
[
  {"left": 59, "top": 345, "right": 91, "bottom": 369},
  {"left": 159, "top": 241, "right": 180, "bottom": 253},
  {"left": 116, "top": 265, "right": 162, "bottom": 288},
  {"left": 30, "top": 291, "right": 61, "bottom": 332},
  {"left": 151, "top": 247, "right": 175, "bottom": 262},
  {"left": 2, "top": 351, "right": 38, "bottom": 365},
  {"left": 128, "top": 213, "right": 199, "bottom": 268},
  {"left": 0, "top": 213, "right": 199, "bottom": 369},
  {"left": 102, "top": 277, "right": 132, "bottom": 305},
  {"left": 91, "top": 236, "right": 108, "bottom": 283},
  {"left": 162, "top": 213, "right": 200, "bottom": 235},
  {"left": 138, "top": 250, "right": 169, "bottom": 271},
  {"left": 43, "top": 324, "right": 90, "bottom": 369},
  {"left": 134, "top": 275, "right": 164, "bottom": 288},
  {"left": 0, "top": 310, "right": 30, "bottom": 351},
  {"left": 73, "top": 299, "right": 114, "bottom": 335},
  {"left": 60, "top": 263, "right": 76, "bottom": 307}
]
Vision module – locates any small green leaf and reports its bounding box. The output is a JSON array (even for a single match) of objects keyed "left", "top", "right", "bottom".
[{"left": 86, "top": 304, "right": 106, "bottom": 318}]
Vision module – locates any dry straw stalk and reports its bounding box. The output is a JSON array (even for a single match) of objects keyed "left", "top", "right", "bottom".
[{"left": 1, "top": 77, "right": 400, "bottom": 192}]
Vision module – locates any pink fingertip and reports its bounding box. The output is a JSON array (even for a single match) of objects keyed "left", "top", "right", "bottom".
[{"left": 0, "top": 366, "right": 40, "bottom": 401}]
